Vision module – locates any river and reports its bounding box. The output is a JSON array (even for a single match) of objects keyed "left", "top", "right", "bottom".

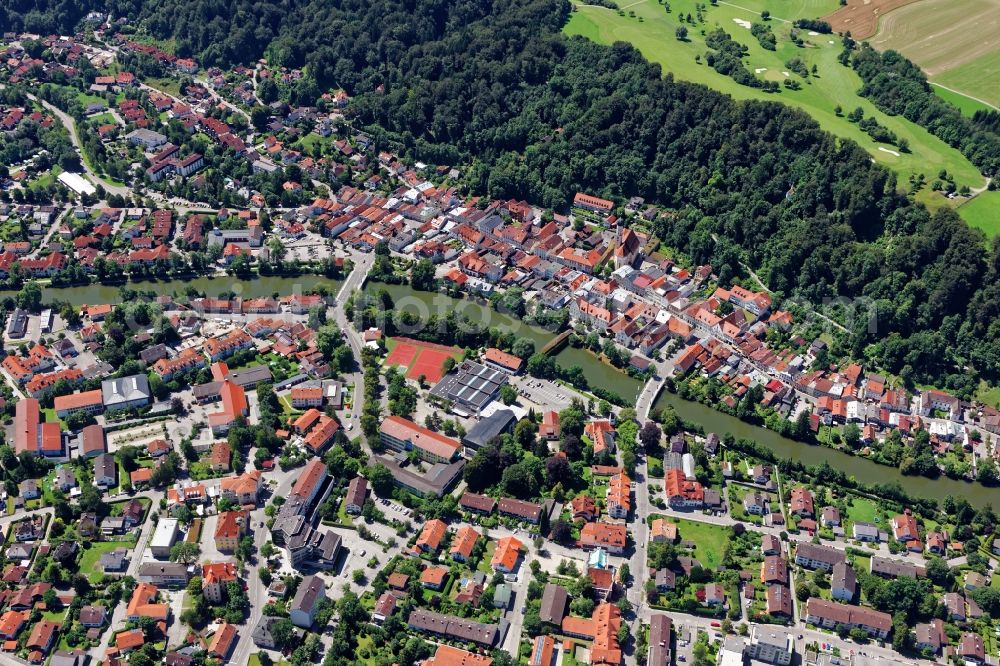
[
  {"left": 361, "top": 282, "right": 644, "bottom": 400},
  {"left": 17, "top": 274, "right": 343, "bottom": 306},
  {"left": 27, "top": 277, "right": 996, "bottom": 506},
  {"left": 652, "top": 389, "right": 1000, "bottom": 508}
]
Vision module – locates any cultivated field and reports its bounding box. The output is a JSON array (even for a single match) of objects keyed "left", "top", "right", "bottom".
[
  {"left": 868, "top": 0, "right": 1000, "bottom": 109},
  {"left": 822, "top": 0, "right": 919, "bottom": 39},
  {"left": 564, "top": 0, "right": 986, "bottom": 203},
  {"left": 958, "top": 190, "right": 1000, "bottom": 239}
]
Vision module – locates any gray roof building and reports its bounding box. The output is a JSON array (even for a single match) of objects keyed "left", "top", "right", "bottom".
[
  {"left": 102, "top": 374, "right": 152, "bottom": 411},
  {"left": 461, "top": 409, "right": 517, "bottom": 452},
  {"left": 430, "top": 361, "right": 507, "bottom": 413},
  {"left": 648, "top": 614, "right": 672, "bottom": 666},
  {"left": 539, "top": 583, "right": 568, "bottom": 624}
]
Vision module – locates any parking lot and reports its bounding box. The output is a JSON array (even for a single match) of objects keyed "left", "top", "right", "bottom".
[{"left": 512, "top": 376, "right": 580, "bottom": 412}]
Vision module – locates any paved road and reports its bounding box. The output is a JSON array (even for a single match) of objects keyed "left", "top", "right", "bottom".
[
  {"left": 25, "top": 93, "right": 130, "bottom": 199},
  {"left": 93, "top": 488, "right": 162, "bottom": 664},
  {"left": 331, "top": 252, "right": 375, "bottom": 431},
  {"left": 29, "top": 204, "right": 72, "bottom": 259}
]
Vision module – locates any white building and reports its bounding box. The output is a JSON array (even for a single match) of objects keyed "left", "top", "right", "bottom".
[{"left": 150, "top": 518, "right": 179, "bottom": 559}]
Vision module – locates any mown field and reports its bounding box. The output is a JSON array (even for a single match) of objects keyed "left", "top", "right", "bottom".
[
  {"left": 958, "top": 190, "right": 1000, "bottom": 239},
  {"left": 564, "top": 0, "right": 987, "bottom": 207},
  {"left": 869, "top": 0, "right": 1000, "bottom": 109},
  {"left": 933, "top": 85, "right": 995, "bottom": 118}
]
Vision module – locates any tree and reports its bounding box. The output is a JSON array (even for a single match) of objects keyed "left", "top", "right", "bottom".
[
  {"left": 639, "top": 421, "right": 661, "bottom": 450},
  {"left": 367, "top": 464, "right": 394, "bottom": 496},
  {"left": 842, "top": 423, "right": 861, "bottom": 448},
  {"left": 571, "top": 596, "right": 595, "bottom": 617},
  {"left": 499, "top": 384, "right": 517, "bottom": 406},
  {"left": 269, "top": 618, "right": 296, "bottom": 650},
  {"left": 78, "top": 483, "right": 106, "bottom": 515},
  {"left": 511, "top": 338, "right": 535, "bottom": 359},
  {"left": 545, "top": 455, "right": 572, "bottom": 485},
  {"left": 235, "top": 536, "right": 255, "bottom": 562},
  {"left": 675, "top": 26, "right": 688, "bottom": 40},
  {"left": 411, "top": 259, "right": 437, "bottom": 291},
  {"left": 250, "top": 105, "right": 270, "bottom": 130},
  {"left": 169, "top": 541, "right": 200, "bottom": 564},
  {"left": 550, "top": 518, "right": 573, "bottom": 543}
]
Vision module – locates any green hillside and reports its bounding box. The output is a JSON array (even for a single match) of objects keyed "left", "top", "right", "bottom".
[
  {"left": 565, "top": 0, "right": 987, "bottom": 207},
  {"left": 958, "top": 190, "right": 1000, "bottom": 239}
]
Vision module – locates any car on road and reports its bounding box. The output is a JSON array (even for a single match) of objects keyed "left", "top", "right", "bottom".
[{"left": 710, "top": 622, "right": 721, "bottom": 628}]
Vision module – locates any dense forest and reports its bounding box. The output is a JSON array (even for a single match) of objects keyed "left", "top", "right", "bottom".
[{"left": 5, "top": 0, "right": 1000, "bottom": 391}]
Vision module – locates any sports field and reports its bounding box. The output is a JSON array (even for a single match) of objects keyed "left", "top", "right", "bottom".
[
  {"left": 564, "top": 0, "right": 987, "bottom": 201},
  {"left": 385, "top": 337, "right": 462, "bottom": 383},
  {"left": 958, "top": 191, "right": 1000, "bottom": 239},
  {"left": 869, "top": 0, "right": 1000, "bottom": 109}
]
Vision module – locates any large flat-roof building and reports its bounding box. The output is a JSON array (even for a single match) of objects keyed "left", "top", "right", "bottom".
[
  {"left": 429, "top": 361, "right": 507, "bottom": 414},
  {"left": 150, "top": 518, "right": 179, "bottom": 559}
]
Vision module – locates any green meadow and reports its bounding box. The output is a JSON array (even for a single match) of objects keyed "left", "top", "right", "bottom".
[
  {"left": 958, "top": 190, "right": 1000, "bottom": 239},
  {"left": 932, "top": 85, "right": 995, "bottom": 118},
  {"left": 564, "top": 0, "right": 986, "bottom": 205}
]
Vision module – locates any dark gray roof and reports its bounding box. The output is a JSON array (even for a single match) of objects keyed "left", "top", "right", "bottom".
[
  {"left": 539, "top": 584, "right": 568, "bottom": 624},
  {"left": 461, "top": 409, "right": 517, "bottom": 450},
  {"left": 139, "top": 343, "right": 169, "bottom": 364},
  {"left": 379, "top": 456, "right": 465, "bottom": 498},
  {"left": 648, "top": 614, "right": 672, "bottom": 666},
  {"left": 101, "top": 374, "right": 151, "bottom": 407},
  {"left": 407, "top": 608, "right": 500, "bottom": 646},
  {"left": 229, "top": 364, "right": 273, "bottom": 387},
  {"left": 430, "top": 361, "right": 506, "bottom": 411},
  {"left": 290, "top": 574, "right": 325, "bottom": 614}
]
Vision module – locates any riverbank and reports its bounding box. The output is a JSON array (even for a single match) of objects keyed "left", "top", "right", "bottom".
[
  {"left": 653, "top": 388, "right": 1000, "bottom": 508},
  {"left": 15, "top": 274, "right": 345, "bottom": 307}
]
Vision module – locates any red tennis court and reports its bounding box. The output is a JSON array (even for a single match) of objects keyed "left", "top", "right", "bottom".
[
  {"left": 407, "top": 349, "right": 454, "bottom": 383},
  {"left": 385, "top": 342, "right": 417, "bottom": 368}
]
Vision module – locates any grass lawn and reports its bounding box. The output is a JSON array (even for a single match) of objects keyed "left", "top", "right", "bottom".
[
  {"left": 932, "top": 85, "right": 995, "bottom": 118},
  {"left": 958, "top": 191, "right": 1000, "bottom": 240},
  {"left": 278, "top": 393, "right": 302, "bottom": 416},
  {"left": 976, "top": 381, "right": 1000, "bottom": 410},
  {"left": 296, "top": 132, "right": 334, "bottom": 153},
  {"left": 477, "top": 541, "right": 497, "bottom": 574},
  {"left": 355, "top": 634, "right": 376, "bottom": 666},
  {"left": 844, "top": 496, "right": 879, "bottom": 524},
  {"left": 28, "top": 166, "right": 63, "bottom": 194},
  {"left": 563, "top": 0, "right": 986, "bottom": 200},
  {"left": 88, "top": 111, "right": 118, "bottom": 125},
  {"left": 144, "top": 76, "right": 183, "bottom": 98},
  {"left": 42, "top": 610, "right": 67, "bottom": 622},
  {"left": 673, "top": 517, "right": 729, "bottom": 569},
  {"left": 75, "top": 90, "right": 107, "bottom": 108},
  {"left": 249, "top": 655, "right": 290, "bottom": 666},
  {"left": 78, "top": 541, "right": 134, "bottom": 582}
]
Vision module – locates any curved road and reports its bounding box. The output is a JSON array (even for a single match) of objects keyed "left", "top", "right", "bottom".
[{"left": 26, "top": 93, "right": 131, "bottom": 199}]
